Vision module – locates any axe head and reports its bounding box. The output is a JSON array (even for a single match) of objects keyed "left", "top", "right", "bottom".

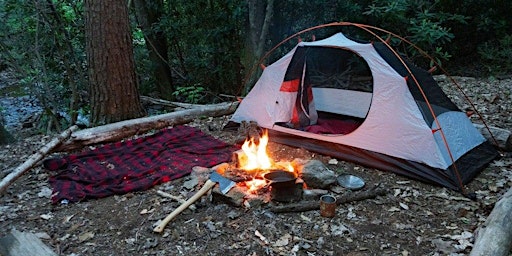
[{"left": 210, "top": 171, "right": 236, "bottom": 194}]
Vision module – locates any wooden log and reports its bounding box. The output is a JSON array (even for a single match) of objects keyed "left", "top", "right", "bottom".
[
  {"left": 0, "top": 125, "right": 78, "bottom": 195},
  {"left": 56, "top": 101, "right": 238, "bottom": 152},
  {"left": 269, "top": 186, "right": 387, "bottom": 213},
  {"left": 156, "top": 190, "right": 197, "bottom": 211},
  {"left": 470, "top": 187, "right": 512, "bottom": 256},
  {"left": 474, "top": 123, "right": 512, "bottom": 151},
  {"left": 0, "top": 229, "right": 57, "bottom": 256},
  {"left": 140, "top": 95, "right": 205, "bottom": 109}
]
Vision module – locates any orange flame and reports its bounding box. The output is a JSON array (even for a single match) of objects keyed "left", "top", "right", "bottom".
[
  {"left": 237, "top": 129, "right": 298, "bottom": 194},
  {"left": 238, "top": 129, "right": 272, "bottom": 170},
  {"left": 245, "top": 178, "right": 267, "bottom": 193}
]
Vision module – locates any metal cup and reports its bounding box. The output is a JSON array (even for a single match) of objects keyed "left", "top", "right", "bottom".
[{"left": 320, "top": 194, "right": 337, "bottom": 218}]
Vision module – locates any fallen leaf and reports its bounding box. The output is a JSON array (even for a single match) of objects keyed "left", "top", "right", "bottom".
[
  {"left": 78, "top": 231, "right": 95, "bottom": 243},
  {"left": 37, "top": 187, "right": 53, "bottom": 198},
  {"left": 388, "top": 206, "right": 401, "bottom": 212},
  {"left": 328, "top": 159, "right": 338, "bottom": 165},
  {"left": 300, "top": 214, "right": 311, "bottom": 222},
  {"left": 254, "top": 230, "right": 268, "bottom": 244},
  {"left": 330, "top": 224, "right": 350, "bottom": 236},
  {"left": 140, "top": 208, "right": 154, "bottom": 214},
  {"left": 431, "top": 238, "right": 456, "bottom": 254},
  {"left": 274, "top": 234, "right": 290, "bottom": 246},
  {"left": 63, "top": 214, "right": 75, "bottom": 223},
  {"left": 35, "top": 232, "right": 51, "bottom": 240},
  {"left": 40, "top": 213, "right": 53, "bottom": 220}
]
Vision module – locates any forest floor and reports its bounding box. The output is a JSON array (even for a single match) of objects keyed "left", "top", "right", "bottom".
[{"left": 0, "top": 75, "right": 511, "bottom": 256}]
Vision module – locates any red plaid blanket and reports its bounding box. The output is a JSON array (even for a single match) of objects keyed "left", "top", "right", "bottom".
[{"left": 43, "top": 125, "right": 238, "bottom": 204}]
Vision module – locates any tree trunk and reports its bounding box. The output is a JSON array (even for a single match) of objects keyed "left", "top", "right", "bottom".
[
  {"left": 133, "top": 0, "right": 174, "bottom": 99},
  {"left": 85, "top": 0, "right": 146, "bottom": 126},
  {"left": 0, "top": 124, "right": 14, "bottom": 145},
  {"left": 247, "top": 0, "right": 274, "bottom": 59},
  {"left": 245, "top": 0, "right": 274, "bottom": 93}
]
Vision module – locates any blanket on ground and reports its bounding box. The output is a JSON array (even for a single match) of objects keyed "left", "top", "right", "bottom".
[{"left": 43, "top": 125, "right": 238, "bottom": 204}]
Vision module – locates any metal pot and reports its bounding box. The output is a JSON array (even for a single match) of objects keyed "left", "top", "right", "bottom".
[{"left": 263, "top": 170, "right": 301, "bottom": 202}]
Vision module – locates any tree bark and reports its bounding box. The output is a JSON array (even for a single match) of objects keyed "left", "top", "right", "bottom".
[
  {"left": 133, "top": 0, "right": 174, "bottom": 99},
  {"left": 245, "top": 0, "right": 274, "bottom": 93},
  {"left": 247, "top": 0, "right": 274, "bottom": 59},
  {"left": 56, "top": 102, "right": 238, "bottom": 152},
  {"left": 470, "top": 187, "right": 512, "bottom": 256},
  {"left": 0, "top": 124, "right": 15, "bottom": 145},
  {"left": 85, "top": 0, "right": 146, "bottom": 126}
]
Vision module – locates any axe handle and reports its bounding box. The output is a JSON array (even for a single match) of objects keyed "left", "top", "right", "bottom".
[{"left": 153, "top": 179, "right": 216, "bottom": 233}]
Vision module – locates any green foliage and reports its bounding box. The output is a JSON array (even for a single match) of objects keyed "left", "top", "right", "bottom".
[
  {"left": 156, "top": 0, "right": 246, "bottom": 102},
  {"left": 362, "top": 0, "right": 468, "bottom": 67},
  {"left": 0, "top": 0, "right": 86, "bottom": 131},
  {"left": 172, "top": 85, "right": 206, "bottom": 104},
  {"left": 478, "top": 34, "right": 512, "bottom": 76},
  {"left": 1, "top": 0, "right": 511, "bottom": 135}
]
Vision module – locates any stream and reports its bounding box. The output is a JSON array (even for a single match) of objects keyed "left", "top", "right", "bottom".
[
  {"left": 0, "top": 70, "right": 43, "bottom": 135},
  {"left": 0, "top": 95, "right": 42, "bottom": 133}
]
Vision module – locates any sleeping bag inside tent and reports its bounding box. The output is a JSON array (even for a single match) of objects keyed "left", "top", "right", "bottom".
[{"left": 230, "top": 32, "right": 499, "bottom": 191}]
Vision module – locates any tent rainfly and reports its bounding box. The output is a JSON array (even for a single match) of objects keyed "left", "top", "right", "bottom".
[{"left": 230, "top": 30, "right": 499, "bottom": 192}]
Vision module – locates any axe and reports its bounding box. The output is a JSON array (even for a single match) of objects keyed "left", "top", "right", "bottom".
[{"left": 153, "top": 171, "right": 235, "bottom": 233}]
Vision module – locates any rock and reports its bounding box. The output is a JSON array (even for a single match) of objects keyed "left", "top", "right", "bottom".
[{"left": 295, "top": 159, "right": 336, "bottom": 189}]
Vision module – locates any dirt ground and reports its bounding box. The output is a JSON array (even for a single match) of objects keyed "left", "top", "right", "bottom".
[{"left": 0, "top": 76, "right": 511, "bottom": 256}]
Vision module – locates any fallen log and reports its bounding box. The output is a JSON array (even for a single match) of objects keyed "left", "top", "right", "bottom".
[
  {"left": 474, "top": 123, "right": 512, "bottom": 151},
  {"left": 269, "top": 186, "right": 387, "bottom": 213},
  {"left": 56, "top": 101, "right": 238, "bottom": 152},
  {"left": 140, "top": 95, "right": 204, "bottom": 109},
  {"left": 0, "top": 125, "right": 78, "bottom": 195},
  {"left": 470, "top": 187, "right": 512, "bottom": 256},
  {"left": 0, "top": 229, "right": 57, "bottom": 256}
]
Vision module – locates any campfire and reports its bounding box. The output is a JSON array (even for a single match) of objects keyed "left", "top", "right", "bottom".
[
  {"left": 214, "top": 129, "right": 305, "bottom": 204},
  {"left": 153, "top": 127, "right": 383, "bottom": 233}
]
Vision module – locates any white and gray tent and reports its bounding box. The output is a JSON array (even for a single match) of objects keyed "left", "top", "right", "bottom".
[{"left": 230, "top": 25, "right": 498, "bottom": 191}]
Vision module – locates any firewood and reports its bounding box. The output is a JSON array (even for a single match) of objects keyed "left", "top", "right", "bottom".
[
  {"left": 269, "top": 186, "right": 387, "bottom": 213},
  {"left": 156, "top": 190, "right": 197, "bottom": 211},
  {"left": 56, "top": 102, "right": 238, "bottom": 152},
  {"left": 0, "top": 125, "right": 78, "bottom": 194}
]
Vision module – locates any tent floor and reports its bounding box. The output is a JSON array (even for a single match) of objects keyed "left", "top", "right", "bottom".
[{"left": 276, "top": 111, "right": 364, "bottom": 135}]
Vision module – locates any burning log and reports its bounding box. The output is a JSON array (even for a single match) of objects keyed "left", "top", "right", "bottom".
[{"left": 269, "top": 185, "right": 388, "bottom": 213}]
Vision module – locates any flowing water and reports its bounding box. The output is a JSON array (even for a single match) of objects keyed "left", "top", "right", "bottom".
[{"left": 0, "top": 71, "right": 43, "bottom": 134}]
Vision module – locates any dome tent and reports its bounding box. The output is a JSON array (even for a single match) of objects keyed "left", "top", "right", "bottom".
[{"left": 230, "top": 23, "right": 499, "bottom": 192}]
